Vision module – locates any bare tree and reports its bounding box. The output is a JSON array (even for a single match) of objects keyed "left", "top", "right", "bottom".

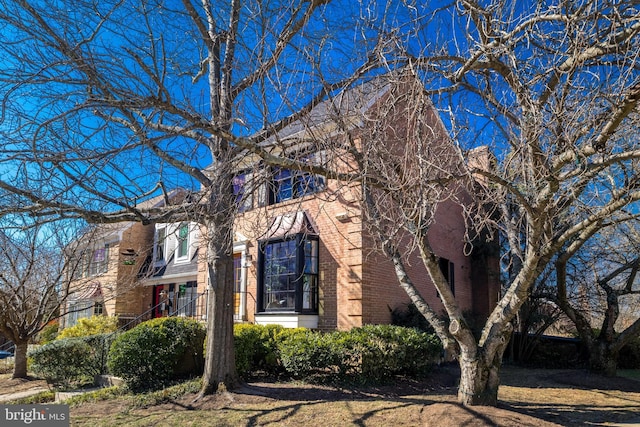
[
  {"left": 2, "top": 0, "right": 639, "bottom": 407},
  {"left": 0, "top": 217, "right": 81, "bottom": 378},
  {"left": 365, "top": 1, "right": 640, "bottom": 405},
  {"left": 556, "top": 220, "right": 640, "bottom": 376},
  {"left": 0, "top": 0, "right": 385, "bottom": 395}
]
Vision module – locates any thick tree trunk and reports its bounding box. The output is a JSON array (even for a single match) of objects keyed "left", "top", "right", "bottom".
[
  {"left": 198, "top": 220, "right": 239, "bottom": 398},
  {"left": 588, "top": 341, "right": 618, "bottom": 377},
  {"left": 458, "top": 355, "right": 500, "bottom": 406},
  {"left": 12, "top": 341, "right": 28, "bottom": 379},
  {"left": 456, "top": 325, "right": 511, "bottom": 406},
  {"left": 457, "top": 343, "right": 509, "bottom": 406}
]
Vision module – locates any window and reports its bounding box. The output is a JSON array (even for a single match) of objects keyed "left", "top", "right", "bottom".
[
  {"left": 258, "top": 234, "right": 319, "bottom": 313},
  {"left": 233, "top": 172, "right": 253, "bottom": 212},
  {"left": 177, "top": 223, "right": 189, "bottom": 260},
  {"left": 233, "top": 254, "right": 242, "bottom": 317},
  {"left": 439, "top": 257, "right": 455, "bottom": 296},
  {"left": 89, "top": 245, "right": 109, "bottom": 276},
  {"left": 71, "top": 245, "right": 108, "bottom": 279},
  {"left": 70, "top": 252, "right": 87, "bottom": 280},
  {"left": 155, "top": 227, "right": 166, "bottom": 264},
  {"left": 93, "top": 302, "right": 104, "bottom": 316},
  {"left": 67, "top": 301, "right": 94, "bottom": 327},
  {"left": 269, "top": 166, "right": 325, "bottom": 204}
]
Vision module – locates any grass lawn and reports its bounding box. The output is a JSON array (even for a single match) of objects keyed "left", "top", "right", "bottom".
[
  {"left": 70, "top": 366, "right": 640, "bottom": 426},
  {"left": 3, "top": 366, "right": 640, "bottom": 426}
]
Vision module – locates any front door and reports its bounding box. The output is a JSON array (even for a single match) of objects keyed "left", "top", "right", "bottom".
[{"left": 153, "top": 285, "right": 164, "bottom": 318}]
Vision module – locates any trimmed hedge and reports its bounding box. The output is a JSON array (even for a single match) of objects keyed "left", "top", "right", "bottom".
[
  {"left": 107, "top": 317, "right": 206, "bottom": 391},
  {"left": 247, "top": 324, "right": 443, "bottom": 383},
  {"left": 234, "top": 323, "right": 306, "bottom": 377},
  {"left": 29, "top": 334, "right": 114, "bottom": 388}
]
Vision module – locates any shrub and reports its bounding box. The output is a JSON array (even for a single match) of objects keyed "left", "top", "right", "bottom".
[
  {"left": 29, "top": 334, "right": 114, "bottom": 388},
  {"left": 37, "top": 322, "right": 59, "bottom": 344},
  {"left": 234, "top": 323, "right": 306, "bottom": 377},
  {"left": 277, "top": 325, "right": 442, "bottom": 383},
  {"left": 107, "top": 317, "right": 206, "bottom": 391},
  {"left": 278, "top": 330, "right": 347, "bottom": 380},
  {"left": 57, "top": 315, "right": 118, "bottom": 340},
  {"left": 347, "top": 325, "right": 442, "bottom": 381}
]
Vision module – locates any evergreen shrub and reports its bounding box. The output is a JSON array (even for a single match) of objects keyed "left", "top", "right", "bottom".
[
  {"left": 29, "top": 334, "right": 114, "bottom": 388},
  {"left": 107, "top": 317, "right": 205, "bottom": 391}
]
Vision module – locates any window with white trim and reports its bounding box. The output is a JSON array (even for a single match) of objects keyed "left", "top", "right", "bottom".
[
  {"left": 176, "top": 223, "right": 189, "bottom": 261},
  {"left": 154, "top": 226, "right": 166, "bottom": 264}
]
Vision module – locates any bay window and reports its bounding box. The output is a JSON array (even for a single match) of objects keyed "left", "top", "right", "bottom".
[{"left": 258, "top": 233, "right": 319, "bottom": 313}]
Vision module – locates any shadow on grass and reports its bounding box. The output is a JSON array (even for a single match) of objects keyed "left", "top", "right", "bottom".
[{"left": 499, "top": 401, "right": 640, "bottom": 427}]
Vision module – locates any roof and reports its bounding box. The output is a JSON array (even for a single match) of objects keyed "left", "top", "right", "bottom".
[
  {"left": 140, "top": 249, "right": 199, "bottom": 284},
  {"left": 68, "top": 188, "right": 188, "bottom": 249},
  {"left": 261, "top": 75, "right": 393, "bottom": 145}
]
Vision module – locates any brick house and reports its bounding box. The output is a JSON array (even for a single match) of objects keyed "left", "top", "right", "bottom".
[
  {"left": 217, "top": 73, "right": 500, "bottom": 330},
  {"left": 63, "top": 73, "right": 500, "bottom": 331},
  {"left": 62, "top": 194, "right": 176, "bottom": 328},
  {"left": 62, "top": 221, "right": 154, "bottom": 328}
]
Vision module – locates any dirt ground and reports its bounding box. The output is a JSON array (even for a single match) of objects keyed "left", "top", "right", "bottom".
[{"left": 3, "top": 366, "right": 640, "bottom": 426}]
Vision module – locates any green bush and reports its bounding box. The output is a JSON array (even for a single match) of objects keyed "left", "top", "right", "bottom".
[
  {"left": 277, "top": 325, "right": 442, "bottom": 383},
  {"left": 37, "top": 322, "right": 59, "bottom": 344},
  {"left": 234, "top": 323, "right": 306, "bottom": 377},
  {"left": 29, "top": 334, "right": 114, "bottom": 388},
  {"left": 57, "top": 315, "right": 118, "bottom": 340},
  {"left": 107, "top": 317, "right": 206, "bottom": 391},
  {"left": 278, "top": 330, "right": 348, "bottom": 380},
  {"left": 347, "top": 325, "right": 442, "bottom": 381}
]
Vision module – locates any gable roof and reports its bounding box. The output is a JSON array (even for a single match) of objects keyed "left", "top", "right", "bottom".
[{"left": 262, "top": 75, "right": 393, "bottom": 145}]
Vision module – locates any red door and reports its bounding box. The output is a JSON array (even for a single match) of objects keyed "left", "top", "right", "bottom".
[{"left": 153, "top": 285, "right": 164, "bottom": 318}]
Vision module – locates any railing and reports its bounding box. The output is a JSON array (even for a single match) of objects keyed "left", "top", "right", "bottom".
[
  {"left": 116, "top": 291, "right": 209, "bottom": 332},
  {"left": 0, "top": 340, "right": 15, "bottom": 369}
]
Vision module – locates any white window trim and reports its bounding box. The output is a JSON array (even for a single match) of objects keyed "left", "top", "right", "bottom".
[
  {"left": 254, "top": 314, "right": 319, "bottom": 329},
  {"left": 175, "top": 222, "right": 191, "bottom": 263},
  {"left": 154, "top": 226, "right": 167, "bottom": 267},
  {"left": 233, "top": 239, "right": 249, "bottom": 322}
]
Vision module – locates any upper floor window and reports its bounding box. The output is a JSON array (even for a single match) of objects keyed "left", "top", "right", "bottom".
[
  {"left": 233, "top": 171, "right": 253, "bottom": 212},
  {"left": 71, "top": 244, "right": 109, "bottom": 280},
  {"left": 89, "top": 245, "right": 109, "bottom": 275},
  {"left": 177, "top": 222, "right": 190, "bottom": 261},
  {"left": 154, "top": 226, "right": 166, "bottom": 264},
  {"left": 233, "top": 152, "right": 326, "bottom": 212},
  {"left": 270, "top": 163, "right": 325, "bottom": 204}
]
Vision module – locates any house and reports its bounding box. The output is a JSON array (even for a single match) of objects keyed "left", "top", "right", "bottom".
[
  {"left": 139, "top": 221, "right": 204, "bottom": 319},
  {"left": 62, "top": 221, "right": 154, "bottom": 328},
  {"left": 62, "top": 72, "right": 500, "bottom": 331},
  {"left": 62, "top": 193, "right": 188, "bottom": 328},
  {"left": 218, "top": 72, "right": 500, "bottom": 330}
]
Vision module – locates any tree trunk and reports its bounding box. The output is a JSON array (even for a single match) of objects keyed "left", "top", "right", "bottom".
[
  {"left": 12, "top": 341, "right": 28, "bottom": 379},
  {"left": 456, "top": 326, "right": 511, "bottom": 406},
  {"left": 198, "top": 225, "right": 238, "bottom": 397},
  {"left": 588, "top": 341, "right": 618, "bottom": 377}
]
